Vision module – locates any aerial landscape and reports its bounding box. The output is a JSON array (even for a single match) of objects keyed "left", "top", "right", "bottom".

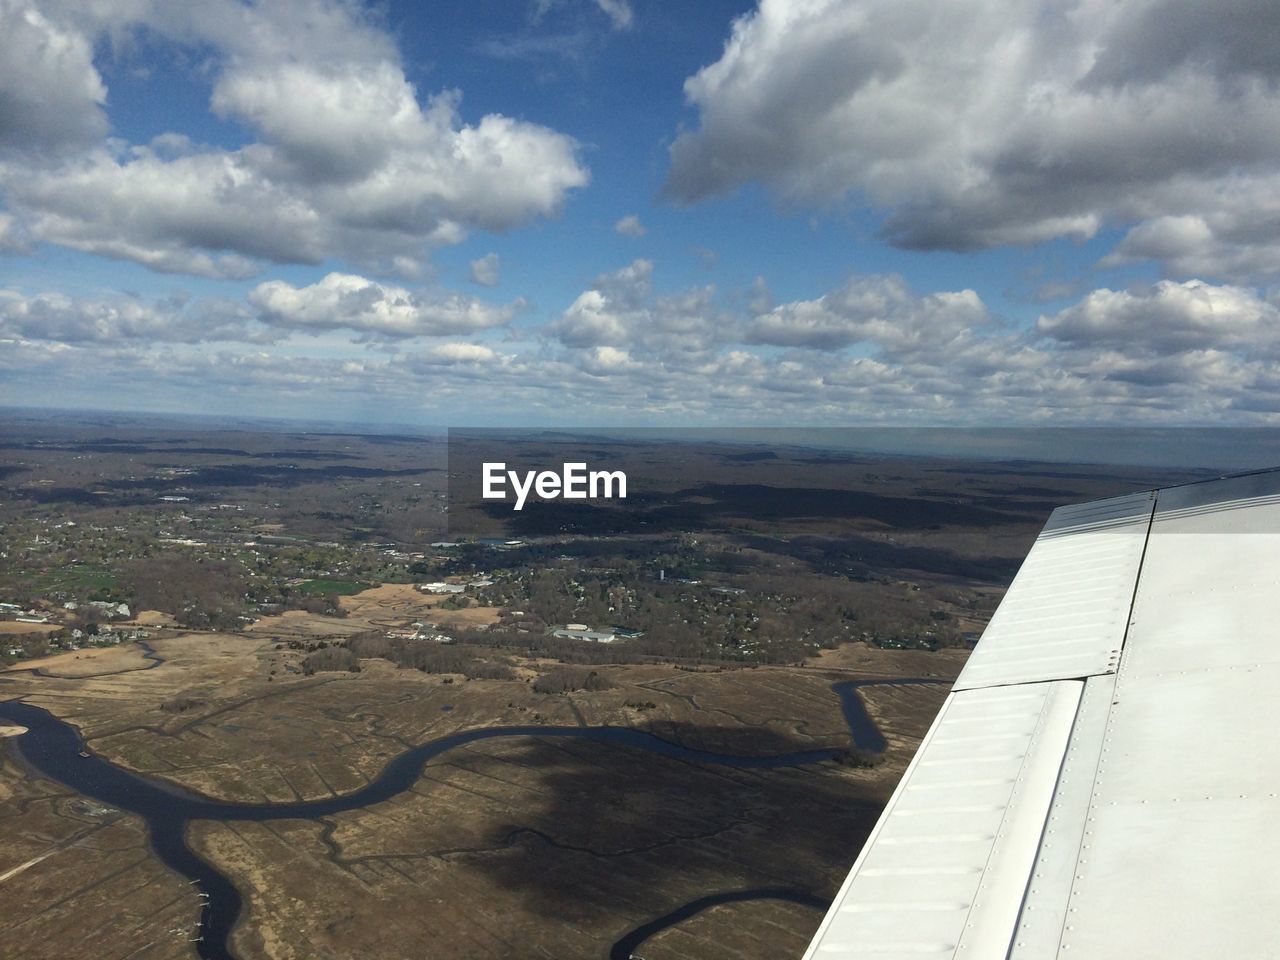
[
  {"left": 3, "top": 0, "right": 1279, "bottom": 957},
  {"left": 0, "top": 412, "right": 1207, "bottom": 958}
]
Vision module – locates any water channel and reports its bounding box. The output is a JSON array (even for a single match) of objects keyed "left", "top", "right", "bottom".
[{"left": 0, "top": 676, "right": 949, "bottom": 959}]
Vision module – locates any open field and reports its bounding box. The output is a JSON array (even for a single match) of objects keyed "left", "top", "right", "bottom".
[
  {"left": 240, "top": 583, "right": 502, "bottom": 644},
  {"left": 636, "top": 898, "right": 824, "bottom": 960},
  {"left": 294, "top": 579, "right": 371, "bottom": 595},
  {"left": 807, "top": 640, "right": 969, "bottom": 678},
  {"left": 1, "top": 644, "right": 157, "bottom": 678},
  {"left": 25, "top": 566, "right": 118, "bottom": 595},
  {"left": 336, "top": 581, "right": 503, "bottom": 630},
  {"left": 0, "top": 621, "right": 62, "bottom": 637}
]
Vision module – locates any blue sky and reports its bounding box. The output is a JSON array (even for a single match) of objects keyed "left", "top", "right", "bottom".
[{"left": 1, "top": 0, "right": 1278, "bottom": 426}]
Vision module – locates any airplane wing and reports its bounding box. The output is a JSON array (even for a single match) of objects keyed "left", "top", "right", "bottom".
[{"left": 803, "top": 471, "right": 1280, "bottom": 959}]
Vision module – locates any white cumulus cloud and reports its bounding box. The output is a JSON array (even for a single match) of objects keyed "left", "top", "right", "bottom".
[
  {"left": 747, "top": 274, "right": 994, "bottom": 354},
  {"left": 0, "top": 1, "right": 589, "bottom": 278},
  {"left": 0, "top": 0, "right": 107, "bottom": 156},
  {"left": 614, "top": 214, "right": 646, "bottom": 237},
  {"left": 0, "top": 289, "right": 253, "bottom": 343},
  {"left": 549, "top": 260, "right": 732, "bottom": 360},
  {"left": 1038, "top": 280, "right": 1280, "bottom": 355},
  {"left": 470, "top": 253, "right": 501, "bottom": 287},
  {"left": 416, "top": 342, "right": 501, "bottom": 365},
  {"left": 250, "top": 273, "right": 520, "bottom": 338},
  {"left": 593, "top": 0, "right": 633, "bottom": 30},
  {"left": 664, "top": 0, "right": 1280, "bottom": 282}
]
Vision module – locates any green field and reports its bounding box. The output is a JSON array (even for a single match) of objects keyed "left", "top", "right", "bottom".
[
  {"left": 32, "top": 565, "right": 118, "bottom": 595},
  {"left": 294, "top": 579, "right": 371, "bottom": 595}
]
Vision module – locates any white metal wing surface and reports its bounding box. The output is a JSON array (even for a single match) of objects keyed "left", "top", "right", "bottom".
[{"left": 803, "top": 471, "right": 1280, "bottom": 960}]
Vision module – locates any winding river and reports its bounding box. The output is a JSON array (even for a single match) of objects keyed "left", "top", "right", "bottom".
[{"left": 0, "top": 677, "right": 949, "bottom": 959}]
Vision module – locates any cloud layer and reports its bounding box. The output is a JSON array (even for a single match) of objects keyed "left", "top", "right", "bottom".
[
  {"left": 665, "top": 0, "right": 1280, "bottom": 283},
  {"left": 0, "top": 0, "right": 588, "bottom": 278},
  {"left": 249, "top": 273, "right": 521, "bottom": 338},
  {"left": 0, "top": 272, "right": 521, "bottom": 344},
  {"left": 13, "top": 265, "right": 1275, "bottom": 423}
]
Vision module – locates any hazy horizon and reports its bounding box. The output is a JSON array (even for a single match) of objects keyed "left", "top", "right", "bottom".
[{"left": 9, "top": 403, "right": 1280, "bottom": 472}]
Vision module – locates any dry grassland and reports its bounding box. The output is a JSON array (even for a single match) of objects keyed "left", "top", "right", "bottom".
[
  {"left": 3, "top": 644, "right": 157, "bottom": 678},
  {"left": 243, "top": 582, "right": 502, "bottom": 642},
  {"left": 638, "top": 898, "right": 823, "bottom": 959},
  {"left": 0, "top": 621, "right": 61, "bottom": 637},
  {"left": 0, "top": 752, "right": 196, "bottom": 960},
  {"left": 0, "top": 581, "right": 964, "bottom": 959}
]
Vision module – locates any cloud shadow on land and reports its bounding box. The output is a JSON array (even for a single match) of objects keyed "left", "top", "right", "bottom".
[
  {"left": 458, "top": 481, "right": 1046, "bottom": 540},
  {"left": 403, "top": 723, "right": 881, "bottom": 950},
  {"left": 731, "top": 531, "right": 1023, "bottom": 583}
]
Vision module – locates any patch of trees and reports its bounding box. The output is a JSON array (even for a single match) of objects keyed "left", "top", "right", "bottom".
[
  {"left": 833, "top": 747, "right": 886, "bottom": 769},
  {"left": 302, "top": 646, "right": 360, "bottom": 674},
  {"left": 533, "top": 666, "right": 616, "bottom": 694},
  {"left": 119, "top": 555, "right": 249, "bottom": 630},
  {"left": 19, "top": 635, "right": 49, "bottom": 658},
  {"left": 344, "top": 634, "right": 515, "bottom": 680},
  {"left": 281, "top": 591, "right": 346, "bottom": 617}
]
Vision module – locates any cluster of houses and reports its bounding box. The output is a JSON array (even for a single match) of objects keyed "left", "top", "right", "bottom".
[
  {"left": 2, "top": 597, "right": 146, "bottom": 660},
  {"left": 68, "top": 625, "right": 151, "bottom": 646},
  {"left": 64, "top": 600, "right": 132, "bottom": 619},
  {"left": 3, "top": 622, "right": 151, "bottom": 659}
]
